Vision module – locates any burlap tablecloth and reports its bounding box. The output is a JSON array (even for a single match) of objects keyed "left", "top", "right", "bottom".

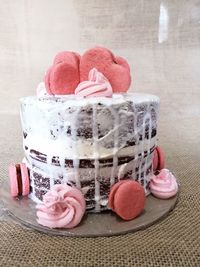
[{"left": 0, "top": 112, "right": 200, "bottom": 266}]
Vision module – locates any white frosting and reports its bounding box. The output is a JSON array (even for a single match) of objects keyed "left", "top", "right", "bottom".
[
  {"left": 23, "top": 135, "right": 156, "bottom": 159},
  {"left": 26, "top": 153, "right": 153, "bottom": 205},
  {"left": 20, "top": 92, "right": 159, "bottom": 211},
  {"left": 36, "top": 82, "right": 49, "bottom": 97}
]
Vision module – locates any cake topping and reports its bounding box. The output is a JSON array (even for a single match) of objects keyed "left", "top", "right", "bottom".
[
  {"left": 44, "top": 51, "right": 80, "bottom": 95},
  {"left": 153, "top": 146, "right": 165, "bottom": 173},
  {"left": 108, "top": 180, "right": 145, "bottom": 220},
  {"left": 80, "top": 47, "right": 131, "bottom": 93},
  {"left": 43, "top": 47, "right": 131, "bottom": 96},
  {"left": 75, "top": 68, "right": 113, "bottom": 98},
  {"left": 36, "top": 184, "right": 86, "bottom": 228},
  {"left": 150, "top": 169, "right": 178, "bottom": 199}
]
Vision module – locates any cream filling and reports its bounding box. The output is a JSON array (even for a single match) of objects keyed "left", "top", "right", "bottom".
[{"left": 24, "top": 135, "right": 156, "bottom": 159}]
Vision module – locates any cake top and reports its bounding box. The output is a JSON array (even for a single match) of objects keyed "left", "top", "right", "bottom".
[
  {"left": 22, "top": 91, "right": 159, "bottom": 107},
  {"left": 38, "top": 46, "right": 132, "bottom": 97}
]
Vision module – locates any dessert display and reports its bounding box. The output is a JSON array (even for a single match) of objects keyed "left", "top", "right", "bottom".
[{"left": 8, "top": 46, "right": 178, "bottom": 229}]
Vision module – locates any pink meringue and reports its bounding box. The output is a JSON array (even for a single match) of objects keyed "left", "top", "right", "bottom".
[
  {"left": 36, "top": 184, "right": 86, "bottom": 229},
  {"left": 149, "top": 169, "right": 178, "bottom": 199},
  {"left": 75, "top": 68, "right": 113, "bottom": 98}
]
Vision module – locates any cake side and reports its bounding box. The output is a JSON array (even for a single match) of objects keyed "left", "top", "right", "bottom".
[
  {"left": 20, "top": 92, "right": 159, "bottom": 212},
  {"left": 8, "top": 47, "right": 179, "bottom": 229}
]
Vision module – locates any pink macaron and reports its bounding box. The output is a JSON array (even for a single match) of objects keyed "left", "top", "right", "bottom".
[
  {"left": 108, "top": 180, "right": 145, "bottom": 220},
  {"left": 9, "top": 163, "right": 30, "bottom": 197},
  {"left": 153, "top": 146, "right": 165, "bottom": 172},
  {"left": 44, "top": 51, "right": 80, "bottom": 95},
  {"left": 80, "top": 47, "right": 131, "bottom": 93}
]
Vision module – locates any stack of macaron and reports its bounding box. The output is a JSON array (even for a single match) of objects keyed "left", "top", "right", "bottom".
[
  {"left": 9, "top": 163, "right": 30, "bottom": 197},
  {"left": 43, "top": 46, "right": 131, "bottom": 96}
]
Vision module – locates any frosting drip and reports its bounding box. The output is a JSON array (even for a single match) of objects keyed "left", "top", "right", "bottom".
[{"left": 75, "top": 68, "right": 113, "bottom": 98}]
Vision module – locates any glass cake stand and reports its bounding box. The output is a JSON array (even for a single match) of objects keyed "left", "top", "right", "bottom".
[{"left": 0, "top": 180, "right": 179, "bottom": 237}]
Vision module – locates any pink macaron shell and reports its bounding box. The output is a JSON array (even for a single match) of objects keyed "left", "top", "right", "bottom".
[
  {"left": 53, "top": 51, "right": 80, "bottom": 67},
  {"left": 157, "top": 146, "right": 165, "bottom": 170},
  {"left": 19, "top": 163, "right": 30, "bottom": 196},
  {"left": 113, "top": 180, "right": 145, "bottom": 220},
  {"left": 153, "top": 148, "right": 159, "bottom": 172},
  {"left": 114, "top": 56, "right": 131, "bottom": 72},
  {"left": 109, "top": 65, "right": 131, "bottom": 93},
  {"left": 73, "top": 52, "right": 81, "bottom": 62},
  {"left": 49, "top": 62, "right": 80, "bottom": 95},
  {"left": 8, "top": 164, "right": 19, "bottom": 197},
  {"left": 108, "top": 180, "right": 129, "bottom": 210}
]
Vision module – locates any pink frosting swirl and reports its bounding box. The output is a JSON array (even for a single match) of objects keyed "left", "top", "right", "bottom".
[
  {"left": 149, "top": 169, "right": 178, "bottom": 199},
  {"left": 36, "top": 184, "right": 86, "bottom": 229},
  {"left": 75, "top": 68, "right": 113, "bottom": 98}
]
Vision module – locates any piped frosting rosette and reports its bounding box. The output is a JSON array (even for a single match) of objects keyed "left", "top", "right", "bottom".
[
  {"left": 36, "top": 184, "right": 86, "bottom": 228},
  {"left": 75, "top": 68, "right": 113, "bottom": 98},
  {"left": 149, "top": 169, "right": 178, "bottom": 199}
]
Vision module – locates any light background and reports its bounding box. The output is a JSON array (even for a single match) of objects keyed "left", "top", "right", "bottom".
[{"left": 0, "top": 1, "right": 200, "bottom": 266}]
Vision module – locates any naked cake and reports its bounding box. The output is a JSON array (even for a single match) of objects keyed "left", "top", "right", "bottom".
[
  {"left": 21, "top": 92, "right": 159, "bottom": 211},
  {"left": 9, "top": 47, "right": 178, "bottom": 229}
]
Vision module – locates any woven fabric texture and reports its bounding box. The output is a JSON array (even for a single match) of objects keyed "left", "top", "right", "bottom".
[{"left": 0, "top": 114, "right": 200, "bottom": 267}]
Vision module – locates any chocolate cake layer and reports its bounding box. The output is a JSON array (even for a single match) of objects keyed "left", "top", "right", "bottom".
[
  {"left": 27, "top": 154, "right": 153, "bottom": 211},
  {"left": 21, "top": 93, "right": 159, "bottom": 212},
  {"left": 28, "top": 146, "right": 155, "bottom": 168}
]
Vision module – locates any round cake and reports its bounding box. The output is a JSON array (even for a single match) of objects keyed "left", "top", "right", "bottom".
[
  {"left": 8, "top": 46, "right": 178, "bottom": 229},
  {"left": 21, "top": 90, "right": 159, "bottom": 212}
]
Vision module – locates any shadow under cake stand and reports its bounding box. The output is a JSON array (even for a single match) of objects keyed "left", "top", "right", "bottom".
[{"left": 0, "top": 180, "right": 179, "bottom": 237}]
